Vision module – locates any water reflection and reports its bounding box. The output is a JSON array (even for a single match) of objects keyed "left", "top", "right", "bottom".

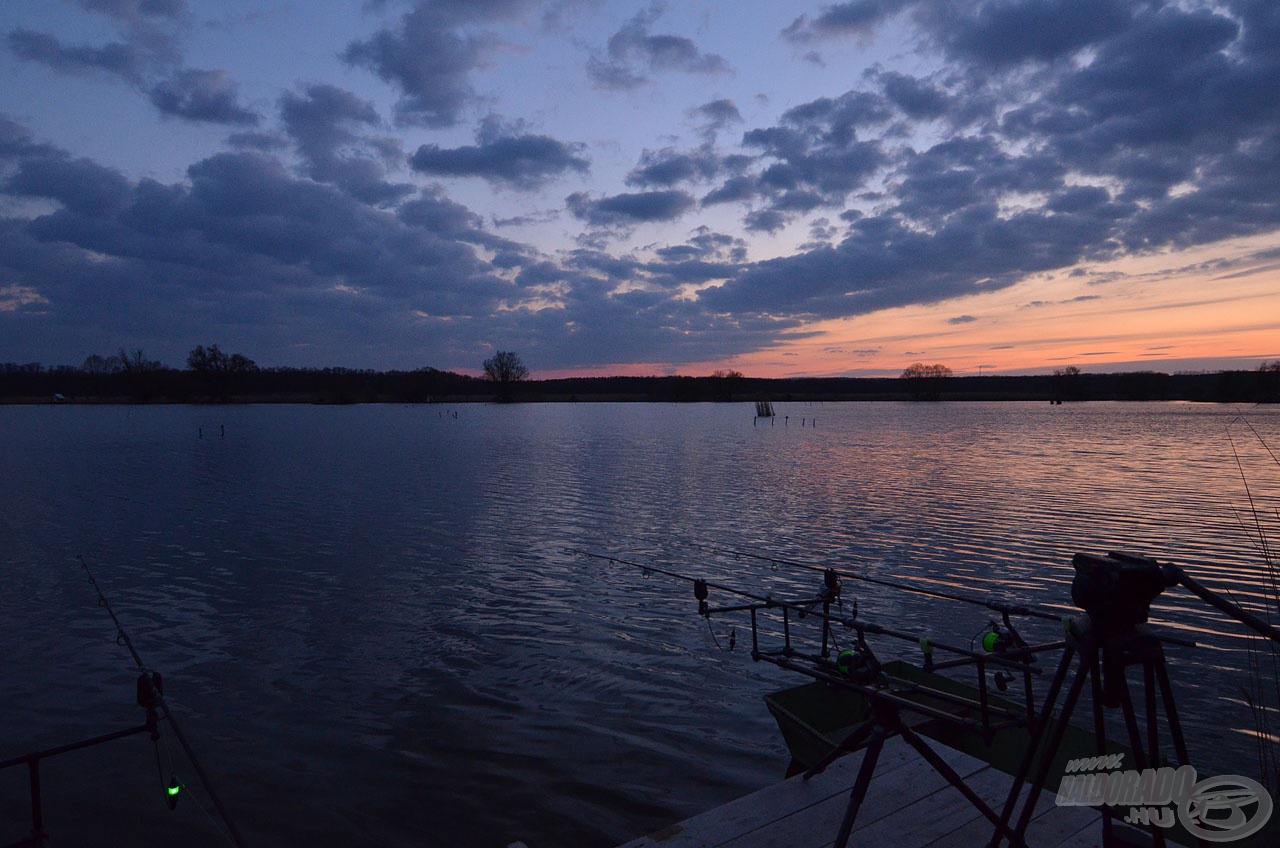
[{"left": 0, "top": 401, "right": 1276, "bottom": 846}]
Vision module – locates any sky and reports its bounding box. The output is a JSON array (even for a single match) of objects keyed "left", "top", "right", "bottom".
[{"left": 0, "top": 0, "right": 1278, "bottom": 378}]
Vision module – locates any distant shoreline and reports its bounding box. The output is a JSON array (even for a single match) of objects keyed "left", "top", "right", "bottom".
[{"left": 2, "top": 369, "right": 1277, "bottom": 406}]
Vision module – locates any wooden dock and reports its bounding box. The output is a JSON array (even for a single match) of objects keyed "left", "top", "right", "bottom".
[{"left": 615, "top": 734, "right": 1159, "bottom": 848}]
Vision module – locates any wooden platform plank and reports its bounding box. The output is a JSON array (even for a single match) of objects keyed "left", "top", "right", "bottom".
[
  {"left": 918, "top": 780, "right": 1100, "bottom": 847},
  {"left": 812, "top": 764, "right": 1014, "bottom": 848},
  {"left": 1048, "top": 819, "right": 1105, "bottom": 848},
  {"left": 617, "top": 736, "right": 996, "bottom": 848},
  {"left": 616, "top": 738, "right": 920, "bottom": 848},
  {"left": 715, "top": 761, "right": 990, "bottom": 848},
  {"left": 611, "top": 727, "right": 1203, "bottom": 848}
]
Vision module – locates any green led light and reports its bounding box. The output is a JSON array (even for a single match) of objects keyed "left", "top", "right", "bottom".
[{"left": 167, "top": 782, "right": 181, "bottom": 797}]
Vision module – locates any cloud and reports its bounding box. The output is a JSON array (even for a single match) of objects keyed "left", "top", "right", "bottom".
[
  {"left": 783, "top": 1, "right": 917, "bottom": 44},
  {"left": 877, "top": 71, "right": 949, "bottom": 120},
  {"left": 566, "top": 189, "right": 695, "bottom": 227},
  {"left": 0, "top": 120, "right": 776, "bottom": 372},
  {"left": 0, "top": 137, "right": 531, "bottom": 365},
  {"left": 8, "top": 1, "right": 1280, "bottom": 373},
  {"left": 926, "top": 0, "right": 1133, "bottom": 69},
  {"left": 5, "top": 150, "right": 133, "bottom": 217},
  {"left": 625, "top": 144, "right": 728, "bottom": 188},
  {"left": 149, "top": 69, "right": 258, "bottom": 125},
  {"left": 410, "top": 118, "right": 589, "bottom": 189},
  {"left": 654, "top": 227, "right": 747, "bottom": 263},
  {"left": 7, "top": 7, "right": 258, "bottom": 127},
  {"left": 588, "top": 9, "right": 731, "bottom": 89},
  {"left": 6, "top": 29, "right": 144, "bottom": 80},
  {"left": 948, "top": 314, "right": 977, "bottom": 324},
  {"left": 280, "top": 84, "right": 410, "bottom": 204},
  {"left": 343, "top": 8, "right": 485, "bottom": 127},
  {"left": 341, "top": 1, "right": 539, "bottom": 128},
  {"left": 709, "top": 89, "right": 889, "bottom": 226},
  {"left": 690, "top": 99, "right": 742, "bottom": 135}
]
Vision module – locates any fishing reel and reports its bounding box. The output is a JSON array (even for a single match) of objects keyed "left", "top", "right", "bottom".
[
  {"left": 978, "top": 620, "right": 1027, "bottom": 692},
  {"left": 835, "top": 646, "right": 877, "bottom": 685}
]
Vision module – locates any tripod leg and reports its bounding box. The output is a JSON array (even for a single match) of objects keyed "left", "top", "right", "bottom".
[
  {"left": 832, "top": 731, "right": 885, "bottom": 848},
  {"left": 1090, "top": 657, "right": 1114, "bottom": 845},
  {"left": 804, "top": 718, "right": 877, "bottom": 780},
  {"left": 1145, "top": 663, "right": 1160, "bottom": 766},
  {"left": 1012, "top": 649, "right": 1096, "bottom": 840},
  {"left": 1116, "top": 674, "right": 1166, "bottom": 847},
  {"left": 991, "top": 645, "right": 1076, "bottom": 846},
  {"left": 1117, "top": 676, "right": 1149, "bottom": 770},
  {"left": 898, "top": 724, "right": 1027, "bottom": 848},
  {"left": 1154, "top": 662, "right": 1191, "bottom": 765}
]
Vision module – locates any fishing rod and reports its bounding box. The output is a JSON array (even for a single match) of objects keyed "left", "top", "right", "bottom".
[
  {"left": 79, "top": 556, "right": 250, "bottom": 848},
  {"left": 569, "top": 545, "right": 1067, "bottom": 768},
  {"left": 678, "top": 540, "right": 1064, "bottom": 622},
  {"left": 565, "top": 547, "right": 1051, "bottom": 675}
]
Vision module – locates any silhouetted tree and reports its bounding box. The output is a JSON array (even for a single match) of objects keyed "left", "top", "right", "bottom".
[
  {"left": 901, "top": 362, "right": 952, "bottom": 400},
  {"left": 1052, "top": 365, "right": 1084, "bottom": 401},
  {"left": 710, "top": 368, "right": 745, "bottom": 401},
  {"left": 482, "top": 350, "right": 529, "bottom": 401},
  {"left": 187, "top": 343, "right": 258, "bottom": 399},
  {"left": 1259, "top": 361, "right": 1280, "bottom": 403},
  {"left": 81, "top": 353, "right": 121, "bottom": 374},
  {"left": 117, "top": 348, "right": 165, "bottom": 401}
]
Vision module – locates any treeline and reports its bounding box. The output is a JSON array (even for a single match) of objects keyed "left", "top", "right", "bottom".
[
  {"left": 0, "top": 361, "right": 484, "bottom": 404},
  {"left": 2, "top": 361, "right": 1278, "bottom": 404}
]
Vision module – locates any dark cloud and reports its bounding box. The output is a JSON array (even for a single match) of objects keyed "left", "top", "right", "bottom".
[
  {"left": 0, "top": 117, "right": 54, "bottom": 159},
  {"left": 701, "top": 197, "right": 1127, "bottom": 319},
  {"left": 783, "top": 0, "right": 917, "bottom": 43},
  {"left": 877, "top": 71, "right": 949, "bottom": 119},
  {"left": 280, "top": 84, "right": 409, "bottom": 204},
  {"left": 566, "top": 189, "right": 695, "bottom": 227},
  {"left": 6, "top": 151, "right": 132, "bottom": 217},
  {"left": 343, "top": 7, "right": 485, "bottom": 127},
  {"left": 588, "top": 9, "right": 731, "bottom": 89},
  {"left": 149, "top": 69, "right": 258, "bottom": 125},
  {"left": 714, "top": 89, "right": 889, "bottom": 227},
  {"left": 8, "top": 1, "right": 1280, "bottom": 372},
  {"left": 410, "top": 118, "right": 589, "bottom": 189},
  {"left": 341, "top": 1, "right": 539, "bottom": 128},
  {"left": 625, "top": 144, "right": 725, "bottom": 188},
  {"left": 6, "top": 29, "right": 144, "bottom": 80},
  {"left": 7, "top": 8, "right": 258, "bottom": 128},
  {"left": 0, "top": 118, "right": 775, "bottom": 373},
  {"left": 948, "top": 314, "right": 977, "bottom": 324},
  {"left": 743, "top": 209, "right": 787, "bottom": 233},
  {"left": 927, "top": 0, "right": 1133, "bottom": 68},
  {"left": 701, "top": 175, "right": 757, "bottom": 207},
  {"left": 691, "top": 99, "right": 742, "bottom": 135},
  {"left": 0, "top": 127, "right": 529, "bottom": 366},
  {"left": 654, "top": 227, "right": 747, "bottom": 263}
]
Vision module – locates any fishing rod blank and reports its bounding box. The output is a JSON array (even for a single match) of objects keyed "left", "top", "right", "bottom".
[
  {"left": 79, "top": 556, "right": 250, "bottom": 848},
  {"left": 678, "top": 540, "right": 1063, "bottom": 622},
  {"left": 566, "top": 547, "right": 1046, "bottom": 674}
]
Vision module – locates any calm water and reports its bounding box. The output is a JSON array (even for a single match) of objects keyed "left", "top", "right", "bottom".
[{"left": 2, "top": 401, "right": 1278, "bottom": 847}]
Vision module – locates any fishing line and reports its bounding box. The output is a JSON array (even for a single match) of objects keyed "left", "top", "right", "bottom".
[
  {"left": 566, "top": 547, "right": 1039, "bottom": 673},
  {"left": 677, "top": 540, "right": 1061, "bottom": 622},
  {"left": 78, "top": 555, "right": 250, "bottom": 848}
]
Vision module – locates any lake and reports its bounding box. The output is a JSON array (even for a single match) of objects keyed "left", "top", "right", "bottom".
[{"left": 2, "top": 401, "right": 1278, "bottom": 847}]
